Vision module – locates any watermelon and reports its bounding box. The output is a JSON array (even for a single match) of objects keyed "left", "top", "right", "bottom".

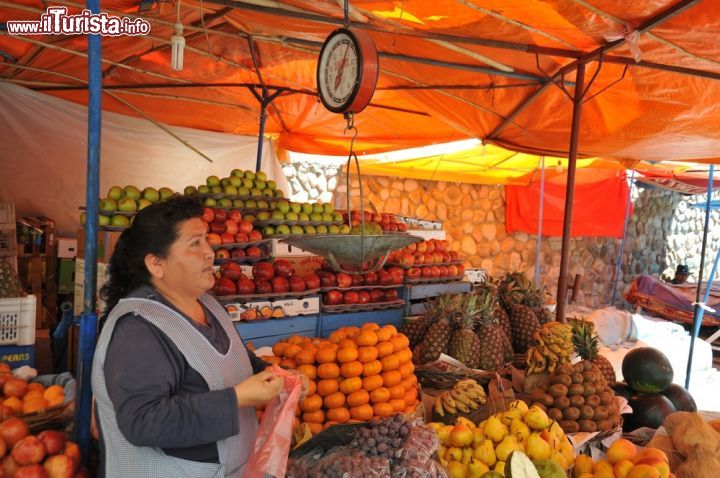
[
  {"left": 612, "top": 382, "right": 635, "bottom": 401},
  {"left": 661, "top": 383, "right": 697, "bottom": 412},
  {"left": 622, "top": 393, "right": 676, "bottom": 431},
  {"left": 621, "top": 347, "right": 674, "bottom": 393}
]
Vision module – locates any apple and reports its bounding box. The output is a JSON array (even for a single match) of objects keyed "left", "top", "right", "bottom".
[
  {"left": 0, "top": 418, "right": 29, "bottom": 448},
  {"left": 456, "top": 264, "right": 465, "bottom": 277},
  {"left": 433, "top": 252, "right": 444, "bottom": 263},
  {"left": 351, "top": 274, "right": 364, "bottom": 286},
  {"left": 413, "top": 253, "right": 425, "bottom": 265},
  {"left": 429, "top": 266, "right": 441, "bottom": 278},
  {"left": 416, "top": 242, "right": 427, "bottom": 253},
  {"left": 204, "top": 197, "right": 217, "bottom": 207},
  {"left": 237, "top": 220, "right": 253, "bottom": 234},
  {"left": 117, "top": 198, "right": 137, "bottom": 212},
  {"left": 317, "top": 271, "right": 336, "bottom": 288},
  {"left": 289, "top": 276, "right": 306, "bottom": 292},
  {"left": 441, "top": 252, "right": 451, "bottom": 263},
  {"left": 246, "top": 246, "right": 262, "bottom": 258},
  {"left": 406, "top": 267, "right": 421, "bottom": 278},
  {"left": 234, "top": 232, "right": 249, "bottom": 243},
  {"left": 99, "top": 198, "right": 117, "bottom": 214},
  {"left": 384, "top": 289, "right": 399, "bottom": 301},
  {"left": 201, "top": 207, "right": 215, "bottom": 223},
  {"left": 220, "top": 262, "right": 243, "bottom": 281},
  {"left": 421, "top": 252, "right": 433, "bottom": 264},
  {"left": 421, "top": 267, "right": 433, "bottom": 278},
  {"left": 322, "top": 290, "right": 342, "bottom": 306},
  {"left": 447, "top": 264, "right": 458, "bottom": 277},
  {"left": 1, "top": 455, "right": 19, "bottom": 477},
  {"left": 363, "top": 272, "right": 378, "bottom": 285},
  {"left": 399, "top": 253, "right": 414, "bottom": 266},
  {"left": 122, "top": 185, "right": 141, "bottom": 200},
  {"left": 368, "top": 289, "right": 384, "bottom": 302},
  {"left": 219, "top": 232, "right": 234, "bottom": 245},
  {"left": 303, "top": 273, "right": 321, "bottom": 290},
  {"left": 214, "top": 277, "right": 236, "bottom": 296},
  {"left": 343, "top": 291, "right": 359, "bottom": 304},
  {"left": 230, "top": 248, "right": 246, "bottom": 259},
  {"left": 43, "top": 454, "right": 75, "bottom": 478},
  {"left": 109, "top": 215, "right": 130, "bottom": 228},
  {"left": 357, "top": 291, "right": 370, "bottom": 304},
  {"left": 63, "top": 442, "right": 80, "bottom": 471},
  {"left": 438, "top": 265, "right": 449, "bottom": 277},
  {"left": 425, "top": 241, "right": 436, "bottom": 253},
  {"left": 248, "top": 230, "right": 262, "bottom": 241},
  {"left": 336, "top": 273, "right": 352, "bottom": 289},
  {"left": 207, "top": 233, "right": 222, "bottom": 246},
  {"left": 387, "top": 267, "right": 404, "bottom": 284},
  {"left": 271, "top": 276, "right": 290, "bottom": 294},
  {"left": 449, "top": 251, "right": 459, "bottom": 261},
  {"left": 11, "top": 436, "right": 46, "bottom": 466},
  {"left": 252, "top": 262, "right": 274, "bottom": 281},
  {"left": 434, "top": 240, "right": 446, "bottom": 252},
  {"left": 107, "top": 186, "right": 123, "bottom": 200},
  {"left": 254, "top": 280, "right": 272, "bottom": 294},
  {"left": 274, "top": 259, "right": 294, "bottom": 278},
  {"left": 237, "top": 278, "right": 256, "bottom": 295},
  {"left": 228, "top": 210, "right": 242, "bottom": 222},
  {"left": 14, "top": 464, "right": 48, "bottom": 478},
  {"left": 378, "top": 270, "right": 392, "bottom": 286},
  {"left": 198, "top": 185, "right": 210, "bottom": 194},
  {"left": 213, "top": 208, "right": 227, "bottom": 223},
  {"left": 209, "top": 221, "right": 226, "bottom": 235}
]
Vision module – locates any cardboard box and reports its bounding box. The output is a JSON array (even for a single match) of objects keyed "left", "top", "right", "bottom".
[
  {"left": 56, "top": 237, "right": 78, "bottom": 259},
  {"left": 275, "top": 255, "right": 324, "bottom": 276},
  {"left": 226, "top": 296, "right": 320, "bottom": 321},
  {"left": 465, "top": 268, "right": 487, "bottom": 284},
  {"left": 0, "top": 345, "right": 35, "bottom": 369},
  {"left": 76, "top": 228, "right": 122, "bottom": 263},
  {"left": 271, "top": 239, "right": 315, "bottom": 257},
  {"left": 73, "top": 259, "right": 109, "bottom": 315}
]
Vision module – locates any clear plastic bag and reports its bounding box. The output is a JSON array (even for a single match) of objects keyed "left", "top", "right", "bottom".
[
  {"left": 244, "top": 365, "right": 302, "bottom": 478},
  {"left": 288, "top": 447, "right": 391, "bottom": 478},
  {"left": 391, "top": 458, "right": 448, "bottom": 478},
  {"left": 396, "top": 425, "right": 439, "bottom": 464}
]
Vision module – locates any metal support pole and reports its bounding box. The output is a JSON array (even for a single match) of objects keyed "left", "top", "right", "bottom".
[
  {"left": 555, "top": 63, "right": 586, "bottom": 322},
  {"left": 535, "top": 157, "right": 545, "bottom": 286},
  {"left": 611, "top": 171, "right": 636, "bottom": 306},
  {"left": 255, "top": 101, "right": 267, "bottom": 172},
  {"left": 73, "top": 0, "right": 102, "bottom": 464},
  {"left": 686, "top": 164, "right": 715, "bottom": 389}
]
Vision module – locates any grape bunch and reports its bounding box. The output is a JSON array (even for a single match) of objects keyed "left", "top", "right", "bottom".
[
  {"left": 308, "top": 450, "right": 390, "bottom": 478},
  {"left": 349, "top": 413, "right": 413, "bottom": 461}
]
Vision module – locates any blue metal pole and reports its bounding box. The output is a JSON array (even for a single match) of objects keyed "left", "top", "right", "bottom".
[
  {"left": 611, "top": 170, "right": 635, "bottom": 306},
  {"left": 535, "top": 157, "right": 545, "bottom": 286},
  {"left": 255, "top": 101, "right": 267, "bottom": 172},
  {"left": 73, "top": 0, "right": 102, "bottom": 464},
  {"left": 685, "top": 164, "right": 715, "bottom": 390}
]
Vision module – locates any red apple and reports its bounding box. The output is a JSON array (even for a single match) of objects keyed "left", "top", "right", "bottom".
[
  {"left": 405, "top": 243, "right": 417, "bottom": 253},
  {"left": 433, "top": 252, "right": 444, "bottom": 263},
  {"left": 224, "top": 220, "right": 238, "bottom": 235},
  {"left": 252, "top": 262, "right": 274, "bottom": 281},
  {"left": 15, "top": 464, "right": 48, "bottom": 478},
  {"left": 343, "top": 291, "right": 359, "bottom": 304},
  {"left": 336, "top": 273, "right": 352, "bottom": 289},
  {"left": 271, "top": 276, "right": 290, "bottom": 294},
  {"left": 237, "top": 278, "right": 256, "bottom": 295},
  {"left": 303, "top": 273, "right": 321, "bottom": 290},
  {"left": 413, "top": 253, "right": 425, "bottom": 265},
  {"left": 388, "top": 223, "right": 399, "bottom": 232},
  {"left": 213, "top": 208, "right": 227, "bottom": 222},
  {"left": 238, "top": 220, "right": 253, "bottom": 234},
  {"left": 214, "top": 277, "right": 236, "bottom": 296},
  {"left": 447, "top": 264, "right": 458, "bottom": 277},
  {"left": 372, "top": 213, "right": 383, "bottom": 223},
  {"left": 416, "top": 242, "right": 427, "bottom": 253},
  {"left": 207, "top": 233, "right": 222, "bottom": 246},
  {"left": 11, "top": 436, "right": 46, "bottom": 466},
  {"left": 425, "top": 241, "right": 435, "bottom": 253},
  {"left": 289, "top": 276, "right": 306, "bottom": 292},
  {"left": 441, "top": 252, "right": 451, "bottom": 263},
  {"left": 221, "top": 232, "right": 235, "bottom": 244},
  {"left": 274, "top": 259, "right": 294, "bottom": 278},
  {"left": 351, "top": 274, "right": 364, "bottom": 287},
  {"left": 362, "top": 272, "right": 378, "bottom": 285},
  {"left": 43, "top": 454, "right": 75, "bottom": 478},
  {"left": 389, "top": 215, "right": 397, "bottom": 224},
  {"left": 397, "top": 223, "right": 408, "bottom": 232},
  {"left": 210, "top": 221, "right": 226, "bottom": 235},
  {"left": 384, "top": 289, "right": 399, "bottom": 301},
  {"left": 421, "top": 266, "right": 433, "bottom": 278},
  {"left": 357, "top": 291, "right": 370, "bottom": 304},
  {"left": 368, "top": 289, "right": 384, "bottom": 302},
  {"left": 246, "top": 246, "right": 262, "bottom": 258},
  {"left": 234, "top": 232, "right": 249, "bottom": 243},
  {"left": 429, "top": 266, "right": 441, "bottom": 277},
  {"left": 423, "top": 252, "right": 434, "bottom": 264},
  {"left": 363, "top": 211, "right": 372, "bottom": 223},
  {"left": 228, "top": 210, "right": 242, "bottom": 223},
  {"left": 254, "top": 280, "right": 272, "bottom": 294},
  {"left": 324, "top": 290, "right": 343, "bottom": 305},
  {"left": 248, "top": 230, "right": 263, "bottom": 241},
  {"left": 399, "top": 253, "right": 414, "bottom": 266},
  {"left": 63, "top": 442, "right": 80, "bottom": 471},
  {"left": 434, "top": 240, "right": 446, "bottom": 252},
  {"left": 378, "top": 270, "right": 392, "bottom": 286},
  {"left": 215, "top": 249, "right": 230, "bottom": 261},
  {"left": 387, "top": 267, "right": 404, "bottom": 285},
  {"left": 438, "top": 265, "right": 449, "bottom": 277},
  {"left": 230, "top": 248, "right": 246, "bottom": 259},
  {"left": 2, "top": 455, "right": 19, "bottom": 477},
  {"left": 220, "top": 262, "right": 242, "bottom": 281},
  {"left": 456, "top": 264, "right": 465, "bottom": 276},
  {"left": 318, "top": 271, "right": 337, "bottom": 288},
  {"left": 201, "top": 207, "right": 215, "bottom": 223},
  {"left": 449, "top": 251, "right": 459, "bottom": 261},
  {"left": 350, "top": 210, "right": 362, "bottom": 224}
]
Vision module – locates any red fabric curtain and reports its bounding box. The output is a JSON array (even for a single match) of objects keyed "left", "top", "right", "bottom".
[{"left": 506, "top": 173, "right": 632, "bottom": 238}]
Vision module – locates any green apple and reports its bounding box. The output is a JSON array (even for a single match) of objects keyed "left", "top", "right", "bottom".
[
  {"left": 271, "top": 211, "right": 285, "bottom": 220},
  {"left": 184, "top": 185, "right": 197, "bottom": 195},
  {"left": 238, "top": 187, "right": 250, "bottom": 196},
  {"left": 301, "top": 203, "right": 313, "bottom": 215},
  {"left": 275, "top": 200, "right": 290, "bottom": 213},
  {"left": 211, "top": 186, "right": 223, "bottom": 194},
  {"left": 223, "top": 185, "right": 238, "bottom": 196},
  {"left": 198, "top": 185, "right": 210, "bottom": 194},
  {"left": 323, "top": 203, "right": 334, "bottom": 214},
  {"left": 241, "top": 178, "right": 254, "bottom": 189},
  {"left": 321, "top": 212, "right": 334, "bottom": 222},
  {"left": 98, "top": 214, "right": 111, "bottom": 226},
  {"left": 110, "top": 214, "right": 130, "bottom": 227},
  {"left": 290, "top": 202, "right": 301, "bottom": 214},
  {"left": 100, "top": 198, "right": 118, "bottom": 213},
  {"left": 137, "top": 198, "right": 153, "bottom": 210},
  {"left": 256, "top": 171, "right": 268, "bottom": 182},
  {"left": 312, "top": 203, "right": 324, "bottom": 214},
  {"left": 276, "top": 224, "right": 290, "bottom": 235},
  {"left": 254, "top": 180, "right": 266, "bottom": 190},
  {"left": 118, "top": 198, "right": 137, "bottom": 212},
  {"left": 262, "top": 225, "right": 275, "bottom": 236},
  {"left": 231, "top": 168, "right": 243, "bottom": 177},
  {"left": 229, "top": 176, "right": 242, "bottom": 188},
  {"left": 257, "top": 212, "right": 271, "bottom": 220},
  {"left": 303, "top": 225, "right": 316, "bottom": 235},
  {"left": 256, "top": 200, "right": 269, "bottom": 210},
  {"left": 218, "top": 198, "right": 233, "bottom": 208},
  {"left": 290, "top": 225, "right": 304, "bottom": 235},
  {"left": 245, "top": 199, "right": 257, "bottom": 208},
  {"left": 310, "top": 212, "right": 323, "bottom": 222},
  {"left": 204, "top": 197, "right": 217, "bottom": 207},
  {"left": 220, "top": 178, "right": 230, "bottom": 188},
  {"left": 244, "top": 215, "right": 256, "bottom": 223},
  {"left": 159, "top": 187, "right": 174, "bottom": 200},
  {"left": 333, "top": 212, "right": 343, "bottom": 222},
  {"left": 298, "top": 213, "right": 310, "bottom": 222},
  {"left": 267, "top": 180, "right": 277, "bottom": 190},
  {"left": 232, "top": 199, "right": 245, "bottom": 208},
  {"left": 107, "top": 186, "right": 123, "bottom": 200},
  {"left": 328, "top": 225, "right": 340, "bottom": 234},
  {"left": 206, "top": 175, "right": 220, "bottom": 187},
  {"left": 262, "top": 188, "right": 274, "bottom": 197},
  {"left": 340, "top": 224, "right": 351, "bottom": 234},
  {"left": 123, "top": 185, "right": 141, "bottom": 200},
  {"left": 244, "top": 170, "right": 256, "bottom": 180},
  {"left": 250, "top": 188, "right": 263, "bottom": 197},
  {"left": 285, "top": 212, "right": 299, "bottom": 221},
  {"left": 275, "top": 189, "right": 284, "bottom": 198},
  {"left": 316, "top": 224, "right": 328, "bottom": 234}
]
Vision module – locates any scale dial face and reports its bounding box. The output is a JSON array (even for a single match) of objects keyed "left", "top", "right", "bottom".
[{"left": 317, "top": 28, "right": 378, "bottom": 114}]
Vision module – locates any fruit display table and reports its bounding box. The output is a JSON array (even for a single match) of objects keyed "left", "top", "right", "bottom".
[{"left": 401, "top": 282, "right": 472, "bottom": 315}]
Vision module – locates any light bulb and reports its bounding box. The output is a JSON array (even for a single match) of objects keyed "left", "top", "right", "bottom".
[{"left": 171, "top": 21, "right": 185, "bottom": 71}]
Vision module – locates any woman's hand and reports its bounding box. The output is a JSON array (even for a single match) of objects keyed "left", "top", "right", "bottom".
[
  {"left": 234, "top": 370, "right": 284, "bottom": 407},
  {"left": 284, "top": 368, "right": 310, "bottom": 400}
]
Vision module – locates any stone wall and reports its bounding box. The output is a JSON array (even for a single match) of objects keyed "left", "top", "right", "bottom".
[{"left": 282, "top": 159, "right": 720, "bottom": 309}]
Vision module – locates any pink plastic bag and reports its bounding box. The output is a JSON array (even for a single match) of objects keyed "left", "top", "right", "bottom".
[{"left": 244, "top": 364, "right": 302, "bottom": 478}]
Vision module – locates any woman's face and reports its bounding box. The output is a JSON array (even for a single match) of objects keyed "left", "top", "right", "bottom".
[{"left": 152, "top": 217, "right": 215, "bottom": 297}]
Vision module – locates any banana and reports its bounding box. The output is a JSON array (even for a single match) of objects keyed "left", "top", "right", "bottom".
[
  {"left": 450, "top": 389, "right": 473, "bottom": 406},
  {"left": 434, "top": 396, "right": 445, "bottom": 417},
  {"left": 455, "top": 400, "right": 471, "bottom": 414},
  {"left": 442, "top": 393, "right": 457, "bottom": 415}
]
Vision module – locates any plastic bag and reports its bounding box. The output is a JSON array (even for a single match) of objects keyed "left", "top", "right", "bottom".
[
  {"left": 391, "top": 458, "right": 447, "bottom": 478},
  {"left": 396, "top": 425, "right": 439, "bottom": 464},
  {"left": 244, "top": 364, "right": 302, "bottom": 478},
  {"left": 287, "top": 446, "right": 391, "bottom": 478}
]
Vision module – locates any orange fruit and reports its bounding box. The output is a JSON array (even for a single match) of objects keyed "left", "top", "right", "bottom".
[
  {"left": 303, "top": 410, "right": 325, "bottom": 424},
  {"left": 362, "top": 375, "right": 384, "bottom": 392},
  {"left": 324, "top": 391, "right": 346, "bottom": 409},
  {"left": 389, "top": 399, "right": 406, "bottom": 413},
  {"left": 323, "top": 420, "right": 338, "bottom": 430},
  {"left": 305, "top": 422, "right": 323, "bottom": 434},
  {"left": 361, "top": 323, "right": 380, "bottom": 331},
  {"left": 288, "top": 335, "right": 305, "bottom": 345},
  {"left": 347, "top": 390, "right": 370, "bottom": 407},
  {"left": 343, "top": 327, "right": 360, "bottom": 340},
  {"left": 362, "top": 360, "right": 382, "bottom": 377},
  {"left": 26, "top": 383, "right": 45, "bottom": 394},
  {"left": 295, "top": 349, "right": 316, "bottom": 365},
  {"left": 373, "top": 402, "right": 394, "bottom": 417},
  {"left": 337, "top": 348, "right": 359, "bottom": 363},
  {"left": 4, "top": 379, "right": 27, "bottom": 398},
  {"left": 307, "top": 380, "right": 317, "bottom": 397},
  {"left": 295, "top": 406, "right": 301, "bottom": 417},
  {"left": 375, "top": 327, "right": 393, "bottom": 342},
  {"left": 3, "top": 397, "right": 22, "bottom": 414},
  {"left": 316, "top": 348, "right": 337, "bottom": 364},
  {"left": 22, "top": 398, "right": 48, "bottom": 414},
  {"left": 326, "top": 407, "right": 350, "bottom": 423},
  {"left": 279, "top": 358, "right": 297, "bottom": 369},
  {"left": 390, "top": 334, "right": 409, "bottom": 352},
  {"left": 317, "top": 379, "right": 340, "bottom": 397},
  {"left": 401, "top": 375, "right": 418, "bottom": 391},
  {"left": 381, "top": 354, "right": 400, "bottom": 372},
  {"left": 47, "top": 395, "right": 65, "bottom": 408},
  {"left": 395, "top": 348, "right": 412, "bottom": 364},
  {"left": 338, "top": 339, "right": 358, "bottom": 349},
  {"left": 376, "top": 341, "right": 394, "bottom": 358},
  {"left": 380, "top": 325, "right": 397, "bottom": 337},
  {"left": 389, "top": 385, "right": 406, "bottom": 400},
  {"left": 283, "top": 344, "right": 302, "bottom": 359},
  {"left": 317, "top": 363, "right": 340, "bottom": 380},
  {"left": 22, "top": 390, "right": 44, "bottom": 402},
  {"left": 296, "top": 364, "right": 317, "bottom": 381},
  {"left": 350, "top": 404, "right": 374, "bottom": 421},
  {"left": 339, "top": 377, "right": 362, "bottom": 394},
  {"left": 398, "top": 362, "right": 415, "bottom": 379},
  {"left": 340, "top": 361, "right": 363, "bottom": 378},
  {"left": 357, "top": 346, "right": 379, "bottom": 363},
  {"left": 357, "top": 331, "right": 379, "bottom": 347},
  {"left": 329, "top": 330, "right": 347, "bottom": 344},
  {"left": 263, "top": 356, "right": 282, "bottom": 365},
  {"left": 0, "top": 363, "right": 10, "bottom": 374},
  {"left": 299, "top": 394, "right": 323, "bottom": 413},
  {"left": 272, "top": 341, "right": 289, "bottom": 357},
  {"left": 403, "top": 387, "right": 418, "bottom": 404},
  {"left": 370, "top": 387, "right": 390, "bottom": 404},
  {"left": 381, "top": 370, "right": 402, "bottom": 388}
]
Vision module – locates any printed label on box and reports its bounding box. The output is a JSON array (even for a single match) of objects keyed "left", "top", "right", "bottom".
[{"left": 226, "top": 297, "right": 320, "bottom": 321}]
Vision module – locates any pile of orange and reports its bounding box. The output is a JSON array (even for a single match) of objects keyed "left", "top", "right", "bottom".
[
  {"left": 0, "top": 363, "right": 65, "bottom": 417},
  {"left": 268, "top": 323, "right": 419, "bottom": 435}
]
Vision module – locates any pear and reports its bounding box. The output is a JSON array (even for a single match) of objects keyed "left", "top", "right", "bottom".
[
  {"left": 473, "top": 428, "right": 486, "bottom": 446},
  {"left": 462, "top": 447, "right": 473, "bottom": 466},
  {"left": 447, "top": 447, "right": 463, "bottom": 462},
  {"left": 560, "top": 441, "right": 575, "bottom": 469},
  {"left": 493, "top": 461, "right": 506, "bottom": 476},
  {"left": 525, "top": 432, "right": 552, "bottom": 461},
  {"left": 508, "top": 399, "right": 529, "bottom": 415},
  {"left": 480, "top": 473, "right": 503, "bottom": 478},
  {"left": 510, "top": 418, "right": 530, "bottom": 443},
  {"left": 456, "top": 417, "right": 477, "bottom": 431},
  {"left": 485, "top": 416, "right": 509, "bottom": 443},
  {"left": 447, "top": 461, "right": 468, "bottom": 478},
  {"left": 533, "top": 459, "right": 565, "bottom": 478},
  {"left": 451, "top": 424, "right": 474, "bottom": 448},
  {"left": 468, "top": 458, "right": 490, "bottom": 478},
  {"left": 495, "top": 435, "right": 521, "bottom": 462},
  {"left": 438, "top": 424, "right": 454, "bottom": 446},
  {"left": 549, "top": 450, "right": 569, "bottom": 471},
  {"left": 473, "top": 439, "right": 497, "bottom": 467},
  {"left": 525, "top": 405, "right": 551, "bottom": 431}
]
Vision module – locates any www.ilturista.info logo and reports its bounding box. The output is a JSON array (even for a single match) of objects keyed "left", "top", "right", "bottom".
[{"left": 6, "top": 6, "right": 151, "bottom": 36}]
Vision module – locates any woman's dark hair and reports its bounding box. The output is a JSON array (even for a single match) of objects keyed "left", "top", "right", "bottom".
[{"left": 100, "top": 195, "right": 203, "bottom": 322}]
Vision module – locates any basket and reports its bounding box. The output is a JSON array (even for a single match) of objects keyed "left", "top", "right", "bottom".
[
  {"left": 19, "top": 372, "right": 76, "bottom": 433},
  {"left": 0, "top": 296, "right": 36, "bottom": 346}
]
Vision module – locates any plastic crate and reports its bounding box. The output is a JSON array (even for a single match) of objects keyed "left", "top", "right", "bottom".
[{"left": 0, "top": 296, "right": 37, "bottom": 345}]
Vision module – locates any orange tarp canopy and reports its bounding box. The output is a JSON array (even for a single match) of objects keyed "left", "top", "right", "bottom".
[{"left": 2, "top": 1, "right": 720, "bottom": 163}]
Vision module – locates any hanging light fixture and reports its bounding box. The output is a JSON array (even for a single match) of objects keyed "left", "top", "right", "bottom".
[{"left": 170, "top": 1, "right": 185, "bottom": 71}]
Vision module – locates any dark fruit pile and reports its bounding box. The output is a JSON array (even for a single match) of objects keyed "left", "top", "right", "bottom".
[
  {"left": 350, "top": 413, "right": 411, "bottom": 459},
  {"left": 529, "top": 360, "right": 621, "bottom": 434},
  {"left": 298, "top": 449, "right": 390, "bottom": 478}
]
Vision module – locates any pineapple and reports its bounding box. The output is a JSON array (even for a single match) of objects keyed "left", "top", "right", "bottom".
[
  {"left": 0, "top": 259, "right": 24, "bottom": 299},
  {"left": 534, "top": 306, "right": 555, "bottom": 325},
  {"left": 401, "top": 293, "right": 458, "bottom": 348},
  {"left": 493, "top": 304, "right": 512, "bottom": 341},
  {"left": 570, "top": 318, "right": 617, "bottom": 386},
  {"left": 509, "top": 304, "right": 541, "bottom": 354},
  {"left": 415, "top": 317, "right": 452, "bottom": 364},
  {"left": 449, "top": 295, "right": 483, "bottom": 369}
]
